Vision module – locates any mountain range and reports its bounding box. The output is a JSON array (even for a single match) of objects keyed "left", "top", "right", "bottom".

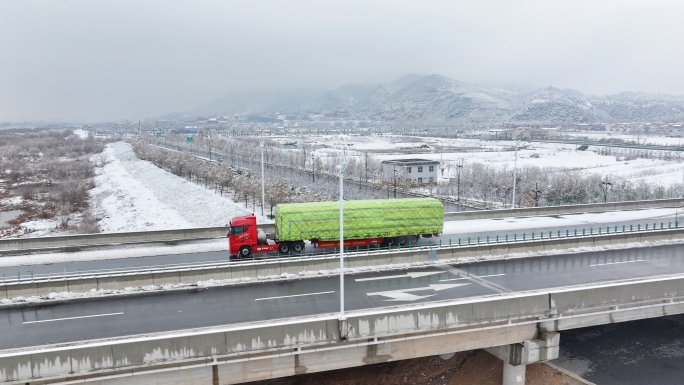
[{"left": 165, "top": 74, "right": 684, "bottom": 123}]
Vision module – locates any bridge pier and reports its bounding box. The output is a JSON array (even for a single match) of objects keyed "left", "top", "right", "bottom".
[{"left": 486, "top": 331, "right": 560, "bottom": 385}]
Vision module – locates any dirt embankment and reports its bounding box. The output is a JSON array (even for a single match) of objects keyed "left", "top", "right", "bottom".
[{"left": 248, "top": 350, "right": 589, "bottom": 385}]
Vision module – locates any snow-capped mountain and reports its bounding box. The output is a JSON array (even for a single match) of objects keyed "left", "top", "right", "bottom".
[{"left": 168, "top": 74, "right": 684, "bottom": 123}]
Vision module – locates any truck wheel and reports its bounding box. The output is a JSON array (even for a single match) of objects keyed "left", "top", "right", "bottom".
[
  {"left": 396, "top": 236, "right": 407, "bottom": 245},
  {"left": 408, "top": 235, "right": 419, "bottom": 244},
  {"left": 239, "top": 246, "right": 252, "bottom": 258},
  {"left": 278, "top": 243, "right": 291, "bottom": 254},
  {"left": 293, "top": 243, "right": 304, "bottom": 253}
]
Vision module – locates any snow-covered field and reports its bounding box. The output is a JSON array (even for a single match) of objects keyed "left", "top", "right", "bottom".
[
  {"left": 91, "top": 142, "right": 268, "bottom": 233},
  {"left": 304, "top": 135, "right": 684, "bottom": 186}
]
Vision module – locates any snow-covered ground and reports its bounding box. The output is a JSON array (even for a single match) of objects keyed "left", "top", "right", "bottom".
[
  {"left": 91, "top": 142, "right": 268, "bottom": 233},
  {"left": 303, "top": 135, "right": 684, "bottom": 186}
]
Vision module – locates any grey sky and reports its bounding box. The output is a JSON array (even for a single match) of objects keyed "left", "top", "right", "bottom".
[{"left": 1, "top": 0, "right": 683, "bottom": 122}]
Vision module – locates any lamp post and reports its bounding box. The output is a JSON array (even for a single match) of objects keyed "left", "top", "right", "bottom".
[
  {"left": 336, "top": 162, "right": 346, "bottom": 323},
  {"left": 311, "top": 154, "right": 315, "bottom": 182},
  {"left": 532, "top": 182, "right": 543, "bottom": 207},
  {"left": 260, "top": 127, "right": 265, "bottom": 218},
  {"left": 393, "top": 164, "right": 398, "bottom": 198},
  {"left": 456, "top": 159, "right": 463, "bottom": 202},
  {"left": 511, "top": 128, "right": 525, "bottom": 208},
  {"left": 600, "top": 176, "right": 612, "bottom": 203}
]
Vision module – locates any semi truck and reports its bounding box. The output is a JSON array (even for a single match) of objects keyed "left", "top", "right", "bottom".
[{"left": 227, "top": 198, "right": 443, "bottom": 258}]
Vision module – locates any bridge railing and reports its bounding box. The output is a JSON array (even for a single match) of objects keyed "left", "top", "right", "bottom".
[{"left": 2, "top": 219, "right": 682, "bottom": 287}]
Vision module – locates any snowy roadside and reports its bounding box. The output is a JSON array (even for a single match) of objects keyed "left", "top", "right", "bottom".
[
  {"left": 90, "top": 142, "right": 268, "bottom": 233},
  {"left": 3, "top": 237, "right": 684, "bottom": 306}
]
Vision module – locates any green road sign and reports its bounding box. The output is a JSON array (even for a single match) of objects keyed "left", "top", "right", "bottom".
[
  {"left": 156, "top": 132, "right": 162, "bottom": 137},
  {"left": 186, "top": 136, "right": 194, "bottom": 142}
]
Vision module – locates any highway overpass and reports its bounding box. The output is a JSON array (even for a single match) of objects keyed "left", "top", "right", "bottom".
[{"left": 2, "top": 241, "right": 684, "bottom": 384}]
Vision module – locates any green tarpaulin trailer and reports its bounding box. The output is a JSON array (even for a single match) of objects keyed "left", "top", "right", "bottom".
[{"left": 275, "top": 198, "right": 444, "bottom": 242}]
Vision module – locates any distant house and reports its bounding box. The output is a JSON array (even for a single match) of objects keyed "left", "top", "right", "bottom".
[{"left": 381, "top": 159, "right": 440, "bottom": 184}]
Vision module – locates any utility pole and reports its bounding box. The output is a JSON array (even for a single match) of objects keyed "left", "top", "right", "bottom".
[
  {"left": 365, "top": 151, "right": 369, "bottom": 183},
  {"left": 311, "top": 153, "right": 315, "bottom": 182},
  {"left": 260, "top": 126, "right": 265, "bottom": 218},
  {"left": 456, "top": 159, "right": 463, "bottom": 202},
  {"left": 600, "top": 176, "right": 612, "bottom": 203},
  {"left": 393, "top": 164, "right": 397, "bottom": 199}
]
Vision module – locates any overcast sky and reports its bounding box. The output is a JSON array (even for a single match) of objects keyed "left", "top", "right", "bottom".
[{"left": 1, "top": 0, "right": 683, "bottom": 122}]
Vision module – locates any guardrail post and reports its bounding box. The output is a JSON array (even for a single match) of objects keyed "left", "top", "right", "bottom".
[
  {"left": 638, "top": 224, "right": 641, "bottom": 231},
  {"left": 615, "top": 226, "right": 618, "bottom": 233},
  {"left": 440, "top": 239, "right": 442, "bottom": 247},
  {"left": 598, "top": 227, "right": 601, "bottom": 235},
  {"left": 496, "top": 235, "right": 499, "bottom": 243},
  {"left": 630, "top": 225, "right": 633, "bottom": 232},
  {"left": 449, "top": 239, "right": 452, "bottom": 247},
  {"left": 477, "top": 236, "right": 480, "bottom": 245},
  {"left": 661, "top": 222, "right": 664, "bottom": 229},
  {"left": 523, "top": 233, "right": 526, "bottom": 241},
  {"left": 582, "top": 229, "right": 585, "bottom": 236},
  {"left": 669, "top": 222, "right": 672, "bottom": 229},
  {"left": 550, "top": 231, "right": 553, "bottom": 239},
  {"left": 574, "top": 229, "right": 577, "bottom": 237},
  {"left": 419, "top": 240, "right": 422, "bottom": 249},
  {"left": 468, "top": 237, "right": 470, "bottom": 246},
  {"left": 566, "top": 229, "right": 569, "bottom": 237},
  {"left": 458, "top": 238, "right": 461, "bottom": 246},
  {"left": 514, "top": 234, "right": 517, "bottom": 242},
  {"left": 31, "top": 271, "right": 34, "bottom": 282},
  {"left": 590, "top": 228, "right": 593, "bottom": 235},
  {"left": 532, "top": 232, "right": 535, "bottom": 240},
  {"left": 486, "top": 236, "right": 489, "bottom": 244},
  {"left": 17, "top": 272, "right": 20, "bottom": 283}
]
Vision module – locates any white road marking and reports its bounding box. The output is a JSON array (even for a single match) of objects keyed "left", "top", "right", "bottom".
[
  {"left": 355, "top": 271, "right": 443, "bottom": 282},
  {"left": 367, "top": 283, "right": 470, "bottom": 301},
  {"left": 255, "top": 291, "right": 335, "bottom": 301},
  {"left": 590, "top": 260, "right": 645, "bottom": 267},
  {"left": 439, "top": 273, "right": 505, "bottom": 282},
  {"left": 23, "top": 312, "right": 123, "bottom": 324}
]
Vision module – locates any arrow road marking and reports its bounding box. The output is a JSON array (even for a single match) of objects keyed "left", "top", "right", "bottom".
[
  {"left": 367, "top": 283, "right": 470, "bottom": 301},
  {"left": 355, "top": 271, "right": 443, "bottom": 282}
]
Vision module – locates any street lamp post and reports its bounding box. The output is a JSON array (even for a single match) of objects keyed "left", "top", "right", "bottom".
[
  {"left": 511, "top": 128, "right": 525, "bottom": 209},
  {"left": 260, "top": 128, "right": 265, "bottom": 219},
  {"left": 456, "top": 159, "right": 463, "bottom": 202},
  {"left": 336, "top": 139, "right": 349, "bottom": 338},
  {"left": 312, "top": 154, "right": 315, "bottom": 182},
  {"left": 393, "top": 164, "right": 398, "bottom": 198},
  {"left": 600, "top": 177, "right": 612, "bottom": 203},
  {"left": 532, "top": 182, "right": 543, "bottom": 207}
]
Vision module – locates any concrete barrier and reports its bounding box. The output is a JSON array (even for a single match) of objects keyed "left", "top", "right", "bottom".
[
  {"left": 3, "top": 276, "right": 684, "bottom": 384},
  {"left": 444, "top": 198, "right": 684, "bottom": 221},
  {"left": 3, "top": 227, "right": 684, "bottom": 299}
]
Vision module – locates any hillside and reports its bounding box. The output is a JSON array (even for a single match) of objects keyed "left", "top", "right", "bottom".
[{"left": 167, "top": 74, "right": 684, "bottom": 123}]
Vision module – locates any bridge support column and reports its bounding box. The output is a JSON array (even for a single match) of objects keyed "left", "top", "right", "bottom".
[
  {"left": 486, "top": 332, "right": 560, "bottom": 385},
  {"left": 503, "top": 361, "right": 526, "bottom": 384}
]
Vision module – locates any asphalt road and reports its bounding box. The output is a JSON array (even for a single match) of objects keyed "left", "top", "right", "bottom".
[
  {"left": 0, "top": 213, "right": 679, "bottom": 278},
  {"left": 1, "top": 243, "right": 682, "bottom": 350}
]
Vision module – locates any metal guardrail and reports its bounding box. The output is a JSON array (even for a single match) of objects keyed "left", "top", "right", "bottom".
[
  {"left": 2, "top": 219, "right": 682, "bottom": 287},
  {"left": 443, "top": 197, "right": 684, "bottom": 221},
  {"left": 0, "top": 199, "right": 679, "bottom": 253},
  {"left": 0, "top": 226, "right": 235, "bottom": 252}
]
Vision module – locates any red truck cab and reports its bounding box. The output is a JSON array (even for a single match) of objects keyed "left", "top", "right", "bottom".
[{"left": 228, "top": 213, "right": 280, "bottom": 257}]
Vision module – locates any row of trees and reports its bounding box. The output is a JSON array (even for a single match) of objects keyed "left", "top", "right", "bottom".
[
  {"left": 147, "top": 133, "right": 683, "bottom": 209},
  {"left": 131, "top": 143, "right": 329, "bottom": 217}
]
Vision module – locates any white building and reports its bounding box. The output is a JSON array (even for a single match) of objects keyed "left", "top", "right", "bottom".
[{"left": 381, "top": 158, "right": 440, "bottom": 184}]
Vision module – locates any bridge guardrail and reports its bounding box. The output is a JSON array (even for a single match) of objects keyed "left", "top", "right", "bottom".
[
  {"left": 0, "top": 198, "right": 679, "bottom": 253},
  {"left": 0, "top": 222, "right": 684, "bottom": 288}
]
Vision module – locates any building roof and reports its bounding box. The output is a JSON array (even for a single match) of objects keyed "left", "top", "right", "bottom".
[{"left": 381, "top": 158, "right": 440, "bottom": 165}]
